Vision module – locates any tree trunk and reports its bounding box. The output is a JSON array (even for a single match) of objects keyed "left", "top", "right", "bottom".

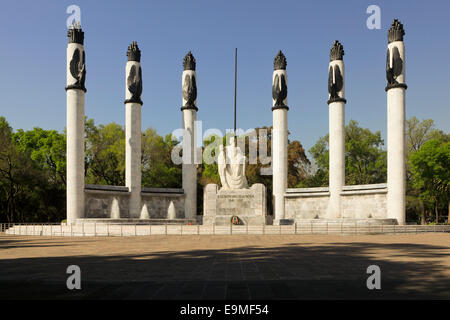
[
  {"left": 435, "top": 201, "right": 439, "bottom": 224},
  {"left": 420, "top": 200, "right": 426, "bottom": 225},
  {"left": 447, "top": 201, "right": 450, "bottom": 223}
]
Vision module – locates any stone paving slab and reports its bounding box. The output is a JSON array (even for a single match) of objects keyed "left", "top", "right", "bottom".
[{"left": 0, "top": 233, "right": 449, "bottom": 299}]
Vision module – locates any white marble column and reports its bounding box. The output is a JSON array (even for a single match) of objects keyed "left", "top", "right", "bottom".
[
  {"left": 125, "top": 42, "right": 143, "bottom": 219},
  {"left": 272, "top": 51, "right": 289, "bottom": 225},
  {"left": 66, "top": 23, "right": 86, "bottom": 225},
  {"left": 327, "top": 41, "right": 346, "bottom": 219},
  {"left": 181, "top": 51, "right": 198, "bottom": 220},
  {"left": 386, "top": 20, "right": 407, "bottom": 225}
]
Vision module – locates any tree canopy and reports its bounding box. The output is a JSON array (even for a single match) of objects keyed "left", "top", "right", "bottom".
[{"left": 306, "top": 120, "right": 386, "bottom": 187}]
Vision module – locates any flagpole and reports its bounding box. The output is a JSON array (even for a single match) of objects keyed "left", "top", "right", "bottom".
[{"left": 234, "top": 48, "right": 237, "bottom": 135}]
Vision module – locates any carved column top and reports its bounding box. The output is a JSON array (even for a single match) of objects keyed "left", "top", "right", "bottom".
[
  {"left": 183, "top": 51, "right": 196, "bottom": 71},
  {"left": 330, "top": 40, "right": 344, "bottom": 61},
  {"left": 388, "top": 19, "right": 405, "bottom": 43},
  {"left": 67, "top": 21, "right": 84, "bottom": 45},
  {"left": 127, "top": 41, "right": 141, "bottom": 62},
  {"left": 274, "top": 50, "right": 287, "bottom": 70}
]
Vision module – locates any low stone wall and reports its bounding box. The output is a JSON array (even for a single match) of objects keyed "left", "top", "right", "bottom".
[
  {"left": 141, "top": 187, "right": 185, "bottom": 219},
  {"left": 84, "top": 185, "right": 185, "bottom": 219},
  {"left": 84, "top": 185, "right": 130, "bottom": 218},
  {"left": 341, "top": 184, "right": 387, "bottom": 219},
  {"left": 285, "top": 184, "right": 388, "bottom": 221},
  {"left": 285, "top": 187, "right": 329, "bottom": 220}
]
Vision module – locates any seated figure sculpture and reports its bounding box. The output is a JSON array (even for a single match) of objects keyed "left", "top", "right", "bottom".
[{"left": 218, "top": 136, "right": 248, "bottom": 190}]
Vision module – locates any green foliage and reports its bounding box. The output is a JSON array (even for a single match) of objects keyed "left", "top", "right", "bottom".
[
  {"left": 306, "top": 120, "right": 386, "bottom": 187},
  {"left": 406, "top": 117, "right": 449, "bottom": 223},
  {"left": 0, "top": 116, "right": 184, "bottom": 222},
  {"left": 345, "top": 120, "right": 386, "bottom": 185},
  {"left": 200, "top": 134, "right": 221, "bottom": 186},
  {"left": 142, "top": 128, "right": 181, "bottom": 188},
  {"left": 85, "top": 119, "right": 125, "bottom": 186},
  {"left": 14, "top": 127, "right": 66, "bottom": 185},
  {"left": 410, "top": 139, "right": 450, "bottom": 223},
  {"left": 0, "top": 118, "right": 65, "bottom": 223}
]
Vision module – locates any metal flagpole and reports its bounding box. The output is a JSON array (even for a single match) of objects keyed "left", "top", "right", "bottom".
[{"left": 234, "top": 48, "right": 237, "bottom": 135}]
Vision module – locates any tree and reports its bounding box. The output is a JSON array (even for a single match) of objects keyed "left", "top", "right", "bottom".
[
  {"left": 305, "top": 135, "right": 329, "bottom": 187},
  {"left": 345, "top": 120, "right": 386, "bottom": 185},
  {"left": 406, "top": 117, "right": 448, "bottom": 155},
  {"left": 85, "top": 119, "right": 125, "bottom": 186},
  {"left": 307, "top": 120, "right": 386, "bottom": 187},
  {"left": 13, "top": 128, "right": 66, "bottom": 186},
  {"left": 288, "top": 140, "right": 310, "bottom": 187},
  {"left": 0, "top": 117, "right": 44, "bottom": 223},
  {"left": 410, "top": 139, "right": 450, "bottom": 223},
  {"left": 141, "top": 128, "right": 181, "bottom": 188},
  {"left": 405, "top": 117, "right": 449, "bottom": 223}
]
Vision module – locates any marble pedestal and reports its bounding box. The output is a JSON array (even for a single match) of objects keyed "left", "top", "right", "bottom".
[{"left": 203, "top": 183, "right": 267, "bottom": 225}]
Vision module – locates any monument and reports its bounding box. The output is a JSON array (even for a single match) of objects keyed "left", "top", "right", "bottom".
[
  {"left": 202, "top": 48, "right": 267, "bottom": 226},
  {"left": 203, "top": 140, "right": 267, "bottom": 225},
  {"left": 181, "top": 51, "right": 198, "bottom": 220},
  {"left": 66, "top": 22, "right": 86, "bottom": 225},
  {"left": 5, "top": 16, "right": 414, "bottom": 238},
  {"left": 63, "top": 19, "right": 407, "bottom": 228},
  {"left": 386, "top": 19, "right": 407, "bottom": 225},
  {"left": 218, "top": 136, "right": 248, "bottom": 190},
  {"left": 327, "top": 40, "right": 346, "bottom": 219},
  {"left": 271, "top": 51, "right": 289, "bottom": 225},
  {"left": 125, "top": 41, "right": 143, "bottom": 218}
]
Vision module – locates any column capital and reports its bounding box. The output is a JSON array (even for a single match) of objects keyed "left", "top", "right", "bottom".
[
  {"left": 274, "top": 50, "right": 287, "bottom": 70},
  {"left": 330, "top": 40, "right": 344, "bottom": 61},
  {"left": 67, "top": 21, "right": 84, "bottom": 45},
  {"left": 183, "top": 51, "right": 196, "bottom": 71},
  {"left": 388, "top": 19, "right": 405, "bottom": 43},
  {"left": 126, "top": 41, "right": 141, "bottom": 62}
]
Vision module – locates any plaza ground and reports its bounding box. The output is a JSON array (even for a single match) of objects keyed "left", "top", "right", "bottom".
[{"left": 0, "top": 233, "right": 449, "bottom": 299}]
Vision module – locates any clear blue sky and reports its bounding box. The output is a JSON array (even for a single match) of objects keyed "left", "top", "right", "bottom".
[{"left": 0, "top": 0, "right": 449, "bottom": 154}]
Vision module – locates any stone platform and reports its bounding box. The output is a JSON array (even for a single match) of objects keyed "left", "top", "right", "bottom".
[
  {"left": 280, "top": 218, "right": 398, "bottom": 225},
  {"left": 203, "top": 183, "right": 267, "bottom": 225},
  {"left": 75, "top": 218, "right": 197, "bottom": 225}
]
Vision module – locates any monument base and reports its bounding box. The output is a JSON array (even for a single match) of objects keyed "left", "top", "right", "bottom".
[{"left": 203, "top": 183, "right": 267, "bottom": 225}]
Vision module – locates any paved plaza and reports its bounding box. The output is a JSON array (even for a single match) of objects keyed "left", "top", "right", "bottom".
[{"left": 0, "top": 233, "right": 449, "bottom": 299}]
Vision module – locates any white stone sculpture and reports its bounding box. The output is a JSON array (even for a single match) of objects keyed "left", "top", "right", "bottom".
[
  {"left": 110, "top": 198, "right": 120, "bottom": 219},
  {"left": 167, "top": 201, "right": 176, "bottom": 219},
  {"left": 140, "top": 203, "right": 149, "bottom": 219},
  {"left": 218, "top": 136, "right": 248, "bottom": 190}
]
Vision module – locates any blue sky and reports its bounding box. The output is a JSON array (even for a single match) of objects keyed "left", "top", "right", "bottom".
[{"left": 0, "top": 0, "right": 449, "bottom": 155}]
